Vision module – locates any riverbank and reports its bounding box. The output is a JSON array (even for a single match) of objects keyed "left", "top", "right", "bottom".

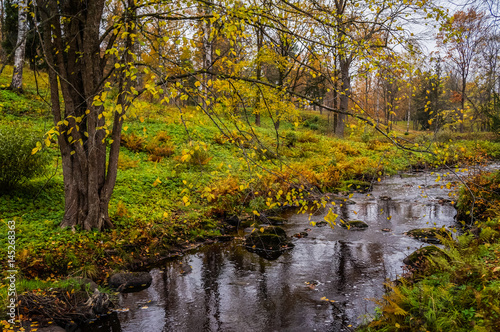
[{"left": 360, "top": 169, "right": 500, "bottom": 331}]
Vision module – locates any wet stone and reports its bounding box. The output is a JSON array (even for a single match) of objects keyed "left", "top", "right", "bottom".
[
  {"left": 245, "top": 226, "right": 293, "bottom": 260},
  {"left": 36, "top": 325, "right": 66, "bottom": 332},
  {"left": 340, "top": 220, "right": 369, "bottom": 230},
  {"left": 266, "top": 216, "right": 288, "bottom": 225},
  {"left": 293, "top": 231, "right": 309, "bottom": 238},
  {"left": 108, "top": 272, "right": 153, "bottom": 293},
  {"left": 405, "top": 227, "right": 451, "bottom": 244},
  {"left": 225, "top": 214, "right": 240, "bottom": 226},
  {"left": 403, "top": 245, "right": 449, "bottom": 268}
]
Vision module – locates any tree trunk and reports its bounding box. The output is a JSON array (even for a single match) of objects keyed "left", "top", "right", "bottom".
[
  {"left": 336, "top": 56, "right": 350, "bottom": 137},
  {"left": 202, "top": 2, "right": 212, "bottom": 98},
  {"left": 460, "top": 75, "right": 466, "bottom": 133},
  {"left": 255, "top": 24, "right": 263, "bottom": 126},
  {"left": 10, "top": 0, "right": 27, "bottom": 91},
  {"left": 0, "top": 0, "right": 5, "bottom": 62},
  {"left": 36, "top": 0, "right": 133, "bottom": 231}
]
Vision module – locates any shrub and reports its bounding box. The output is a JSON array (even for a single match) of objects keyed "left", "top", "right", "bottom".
[
  {"left": 0, "top": 125, "right": 49, "bottom": 191},
  {"left": 177, "top": 142, "right": 212, "bottom": 166},
  {"left": 118, "top": 154, "right": 140, "bottom": 170},
  {"left": 121, "top": 133, "right": 145, "bottom": 152},
  {"left": 456, "top": 170, "right": 500, "bottom": 225},
  {"left": 296, "top": 131, "right": 319, "bottom": 143},
  {"left": 146, "top": 142, "right": 175, "bottom": 162},
  {"left": 190, "top": 146, "right": 212, "bottom": 165},
  {"left": 284, "top": 131, "right": 297, "bottom": 147},
  {"left": 434, "top": 129, "right": 454, "bottom": 142}
]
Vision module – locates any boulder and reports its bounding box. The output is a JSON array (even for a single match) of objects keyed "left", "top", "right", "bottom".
[
  {"left": 108, "top": 271, "right": 152, "bottom": 293},
  {"left": 405, "top": 228, "right": 451, "bottom": 244},
  {"left": 266, "top": 216, "right": 287, "bottom": 225},
  {"left": 245, "top": 226, "right": 294, "bottom": 260},
  {"left": 403, "top": 245, "right": 449, "bottom": 268},
  {"left": 293, "top": 231, "right": 308, "bottom": 238},
  {"left": 36, "top": 326, "right": 66, "bottom": 332},
  {"left": 225, "top": 214, "right": 240, "bottom": 226},
  {"left": 340, "top": 220, "right": 369, "bottom": 230}
]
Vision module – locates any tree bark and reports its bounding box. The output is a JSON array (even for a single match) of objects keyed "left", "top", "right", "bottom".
[
  {"left": 460, "top": 74, "right": 466, "bottom": 133},
  {"left": 10, "top": 0, "right": 27, "bottom": 91},
  {"left": 36, "top": 0, "right": 133, "bottom": 231},
  {"left": 336, "top": 56, "right": 350, "bottom": 137},
  {"left": 254, "top": 23, "right": 263, "bottom": 126}
]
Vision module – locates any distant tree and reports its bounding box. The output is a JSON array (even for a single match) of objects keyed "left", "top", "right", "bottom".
[
  {"left": 438, "top": 8, "right": 486, "bottom": 132},
  {"left": 1, "top": 0, "right": 17, "bottom": 61},
  {"left": 414, "top": 60, "right": 446, "bottom": 131}
]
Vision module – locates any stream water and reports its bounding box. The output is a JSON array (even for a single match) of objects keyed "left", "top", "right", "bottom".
[{"left": 82, "top": 168, "right": 477, "bottom": 332}]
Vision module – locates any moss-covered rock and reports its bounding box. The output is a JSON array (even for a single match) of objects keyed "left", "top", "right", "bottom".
[
  {"left": 266, "top": 216, "right": 288, "bottom": 225},
  {"left": 403, "top": 245, "right": 448, "bottom": 268},
  {"left": 405, "top": 227, "right": 452, "bottom": 244},
  {"left": 340, "top": 220, "right": 369, "bottom": 230},
  {"left": 245, "top": 226, "right": 293, "bottom": 260}
]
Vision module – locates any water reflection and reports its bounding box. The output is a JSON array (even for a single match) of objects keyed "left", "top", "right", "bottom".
[{"left": 81, "top": 170, "right": 463, "bottom": 332}]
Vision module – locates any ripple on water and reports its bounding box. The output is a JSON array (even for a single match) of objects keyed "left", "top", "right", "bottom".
[{"left": 82, "top": 169, "right": 484, "bottom": 332}]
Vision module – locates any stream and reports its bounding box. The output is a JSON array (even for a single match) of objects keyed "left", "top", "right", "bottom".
[{"left": 81, "top": 168, "right": 478, "bottom": 332}]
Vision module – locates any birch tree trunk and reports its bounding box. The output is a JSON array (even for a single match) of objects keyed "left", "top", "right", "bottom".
[{"left": 10, "top": 0, "right": 27, "bottom": 91}]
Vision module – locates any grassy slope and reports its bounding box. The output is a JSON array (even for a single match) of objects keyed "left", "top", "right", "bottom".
[{"left": 0, "top": 67, "right": 499, "bottom": 325}]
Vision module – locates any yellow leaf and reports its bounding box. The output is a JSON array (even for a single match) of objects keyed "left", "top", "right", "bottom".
[
  {"left": 493, "top": 267, "right": 500, "bottom": 272},
  {"left": 152, "top": 177, "right": 161, "bottom": 187},
  {"left": 259, "top": 227, "right": 264, "bottom": 233},
  {"left": 252, "top": 210, "right": 260, "bottom": 216}
]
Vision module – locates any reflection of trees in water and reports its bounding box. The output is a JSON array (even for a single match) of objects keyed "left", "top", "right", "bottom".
[
  {"left": 154, "top": 239, "right": 386, "bottom": 332},
  {"left": 377, "top": 200, "right": 393, "bottom": 224},
  {"left": 334, "top": 241, "right": 385, "bottom": 291},
  {"left": 329, "top": 241, "right": 386, "bottom": 331},
  {"left": 201, "top": 245, "right": 224, "bottom": 331}
]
